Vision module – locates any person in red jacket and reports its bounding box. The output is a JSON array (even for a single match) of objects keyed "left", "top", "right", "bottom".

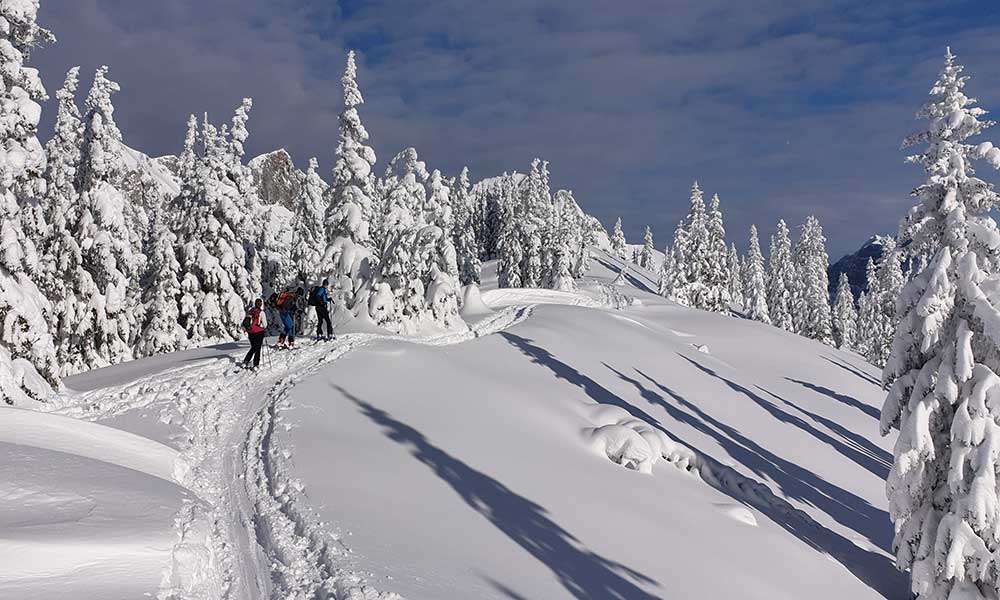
[{"left": 243, "top": 298, "right": 267, "bottom": 369}]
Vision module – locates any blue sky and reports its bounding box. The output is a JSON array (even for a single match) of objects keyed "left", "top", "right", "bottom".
[{"left": 33, "top": 0, "right": 1000, "bottom": 258}]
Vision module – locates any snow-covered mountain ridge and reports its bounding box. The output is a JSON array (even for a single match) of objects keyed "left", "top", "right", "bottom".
[{"left": 1, "top": 249, "right": 903, "bottom": 599}]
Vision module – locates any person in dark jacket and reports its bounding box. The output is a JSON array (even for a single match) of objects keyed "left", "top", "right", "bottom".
[
  {"left": 315, "top": 278, "right": 334, "bottom": 340},
  {"left": 243, "top": 298, "right": 267, "bottom": 369}
]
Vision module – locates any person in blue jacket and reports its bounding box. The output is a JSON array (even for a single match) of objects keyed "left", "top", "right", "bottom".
[{"left": 315, "top": 278, "right": 334, "bottom": 340}]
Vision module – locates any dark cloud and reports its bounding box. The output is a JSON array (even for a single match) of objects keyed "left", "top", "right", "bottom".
[{"left": 33, "top": 0, "right": 1000, "bottom": 257}]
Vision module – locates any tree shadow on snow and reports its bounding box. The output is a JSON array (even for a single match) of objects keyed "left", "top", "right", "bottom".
[
  {"left": 338, "top": 385, "right": 663, "bottom": 600},
  {"left": 786, "top": 376, "right": 881, "bottom": 421},
  {"left": 497, "top": 332, "right": 906, "bottom": 599},
  {"left": 821, "top": 355, "right": 883, "bottom": 388}
]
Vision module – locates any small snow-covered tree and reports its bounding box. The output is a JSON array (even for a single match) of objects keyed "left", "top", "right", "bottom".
[
  {"left": 639, "top": 226, "right": 655, "bottom": 269},
  {"left": 793, "top": 215, "right": 833, "bottom": 344},
  {"left": 831, "top": 272, "right": 857, "bottom": 350},
  {"left": 703, "top": 193, "right": 731, "bottom": 311},
  {"left": 610, "top": 217, "right": 627, "bottom": 259},
  {"left": 880, "top": 48, "right": 1000, "bottom": 600},
  {"left": 453, "top": 167, "right": 481, "bottom": 285},
  {"left": 667, "top": 220, "right": 691, "bottom": 306},
  {"left": 743, "top": 225, "right": 770, "bottom": 324},
  {"left": 548, "top": 189, "right": 577, "bottom": 291},
  {"left": 658, "top": 243, "right": 673, "bottom": 298},
  {"left": 289, "top": 157, "right": 328, "bottom": 284},
  {"left": 0, "top": 0, "right": 59, "bottom": 404},
  {"left": 872, "top": 238, "right": 905, "bottom": 368},
  {"left": 137, "top": 202, "right": 186, "bottom": 356},
  {"left": 767, "top": 220, "right": 796, "bottom": 331},
  {"left": 727, "top": 243, "right": 744, "bottom": 311},
  {"left": 496, "top": 174, "right": 524, "bottom": 288}
]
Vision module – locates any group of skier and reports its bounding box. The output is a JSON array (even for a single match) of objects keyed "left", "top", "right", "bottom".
[{"left": 240, "top": 278, "right": 336, "bottom": 370}]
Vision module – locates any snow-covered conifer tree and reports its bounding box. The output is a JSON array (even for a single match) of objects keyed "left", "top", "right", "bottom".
[
  {"left": 324, "top": 50, "right": 378, "bottom": 317},
  {"left": 872, "top": 238, "right": 905, "bottom": 368},
  {"left": 793, "top": 215, "right": 833, "bottom": 344},
  {"left": 743, "top": 225, "right": 770, "bottom": 324},
  {"left": 640, "top": 226, "right": 655, "bottom": 269},
  {"left": 0, "top": 0, "right": 59, "bottom": 404},
  {"left": 704, "top": 193, "right": 731, "bottom": 311},
  {"left": 453, "top": 167, "right": 481, "bottom": 285},
  {"left": 881, "top": 49, "right": 1000, "bottom": 600},
  {"left": 610, "top": 217, "right": 627, "bottom": 259},
  {"left": 658, "top": 243, "right": 673, "bottom": 298},
  {"left": 727, "top": 243, "right": 744, "bottom": 311},
  {"left": 74, "top": 66, "right": 143, "bottom": 366},
  {"left": 767, "top": 221, "right": 796, "bottom": 331},
  {"left": 668, "top": 220, "right": 691, "bottom": 306},
  {"left": 137, "top": 202, "right": 186, "bottom": 356},
  {"left": 831, "top": 272, "right": 857, "bottom": 350},
  {"left": 496, "top": 175, "right": 524, "bottom": 288},
  {"left": 289, "top": 157, "right": 328, "bottom": 284}
]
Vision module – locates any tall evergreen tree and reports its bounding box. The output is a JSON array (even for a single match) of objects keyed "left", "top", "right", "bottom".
[
  {"left": 856, "top": 258, "right": 879, "bottom": 361},
  {"left": 0, "top": 0, "right": 59, "bottom": 404},
  {"left": 704, "top": 193, "right": 731, "bottom": 311},
  {"left": 324, "top": 50, "right": 378, "bottom": 317},
  {"left": 881, "top": 49, "right": 1000, "bottom": 600},
  {"left": 743, "top": 225, "right": 770, "bottom": 324},
  {"left": 667, "top": 220, "right": 691, "bottom": 306},
  {"left": 289, "top": 157, "right": 329, "bottom": 284},
  {"left": 610, "top": 217, "right": 627, "bottom": 259},
  {"left": 496, "top": 174, "right": 524, "bottom": 289},
  {"left": 74, "top": 66, "right": 143, "bottom": 366},
  {"left": 658, "top": 243, "right": 673, "bottom": 298},
  {"left": 137, "top": 201, "right": 186, "bottom": 356},
  {"left": 727, "top": 242, "right": 744, "bottom": 311},
  {"left": 831, "top": 272, "right": 857, "bottom": 350},
  {"left": 767, "top": 220, "right": 796, "bottom": 331},
  {"left": 453, "top": 167, "right": 481, "bottom": 285},
  {"left": 639, "top": 226, "right": 655, "bottom": 269},
  {"left": 793, "top": 215, "right": 833, "bottom": 344}
]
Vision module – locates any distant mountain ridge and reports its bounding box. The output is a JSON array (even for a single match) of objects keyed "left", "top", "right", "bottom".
[{"left": 827, "top": 235, "right": 892, "bottom": 298}]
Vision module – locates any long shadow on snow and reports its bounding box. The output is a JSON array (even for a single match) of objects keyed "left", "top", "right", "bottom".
[
  {"left": 594, "top": 257, "right": 656, "bottom": 293},
  {"left": 821, "top": 355, "right": 883, "bottom": 388},
  {"left": 497, "top": 332, "right": 905, "bottom": 599},
  {"left": 339, "top": 385, "right": 662, "bottom": 600},
  {"left": 753, "top": 386, "right": 891, "bottom": 469},
  {"left": 678, "top": 357, "right": 889, "bottom": 480},
  {"left": 786, "top": 376, "right": 881, "bottom": 421}
]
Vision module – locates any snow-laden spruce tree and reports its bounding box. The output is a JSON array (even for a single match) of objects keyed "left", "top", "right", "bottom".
[
  {"left": 610, "top": 217, "right": 627, "bottom": 260},
  {"left": 0, "top": 0, "right": 59, "bottom": 404},
  {"left": 856, "top": 258, "right": 880, "bottom": 362},
  {"left": 767, "top": 220, "right": 796, "bottom": 331},
  {"left": 872, "top": 238, "right": 905, "bottom": 368},
  {"left": 453, "top": 167, "right": 481, "bottom": 285},
  {"left": 74, "top": 66, "right": 143, "bottom": 366},
  {"left": 703, "top": 193, "right": 731, "bottom": 311},
  {"left": 39, "top": 67, "right": 88, "bottom": 373},
  {"left": 639, "top": 226, "right": 655, "bottom": 269},
  {"left": 174, "top": 109, "right": 258, "bottom": 343},
  {"left": 727, "top": 242, "right": 744, "bottom": 310},
  {"left": 548, "top": 189, "right": 577, "bottom": 291},
  {"left": 881, "top": 48, "right": 1000, "bottom": 600},
  {"left": 793, "top": 215, "right": 833, "bottom": 344},
  {"left": 324, "top": 50, "right": 378, "bottom": 316},
  {"left": 519, "top": 159, "right": 547, "bottom": 287},
  {"left": 831, "top": 272, "right": 857, "bottom": 350},
  {"left": 743, "top": 225, "right": 770, "bottom": 324},
  {"left": 680, "top": 182, "right": 719, "bottom": 310},
  {"left": 289, "top": 157, "right": 328, "bottom": 284},
  {"left": 137, "top": 201, "right": 186, "bottom": 357},
  {"left": 496, "top": 174, "right": 524, "bottom": 288},
  {"left": 658, "top": 243, "right": 673, "bottom": 298},
  {"left": 667, "top": 220, "right": 691, "bottom": 305}
]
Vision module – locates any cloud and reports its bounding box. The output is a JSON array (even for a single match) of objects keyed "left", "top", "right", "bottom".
[{"left": 33, "top": 0, "right": 1000, "bottom": 257}]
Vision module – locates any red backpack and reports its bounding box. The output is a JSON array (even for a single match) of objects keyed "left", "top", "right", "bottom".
[{"left": 276, "top": 291, "right": 295, "bottom": 311}]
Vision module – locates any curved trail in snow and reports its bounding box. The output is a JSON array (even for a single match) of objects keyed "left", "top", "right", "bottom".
[{"left": 53, "top": 304, "right": 534, "bottom": 600}]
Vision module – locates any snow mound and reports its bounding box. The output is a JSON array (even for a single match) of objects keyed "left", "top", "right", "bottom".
[
  {"left": 713, "top": 503, "right": 758, "bottom": 526},
  {"left": 459, "top": 283, "right": 493, "bottom": 318}
]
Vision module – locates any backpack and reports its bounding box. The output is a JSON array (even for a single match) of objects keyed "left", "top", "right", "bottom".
[
  {"left": 241, "top": 309, "right": 253, "bottom": 331},
  {"left": 276, "top": 291, "right": 295, "bottom": 311},
  {"left": 307, "top": 286, "right": 321, "bottom": 307}
]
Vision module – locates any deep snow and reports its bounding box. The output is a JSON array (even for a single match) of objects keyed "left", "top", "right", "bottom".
[{"left": 0, "top": 250, "right": 908, "bottom": 599}]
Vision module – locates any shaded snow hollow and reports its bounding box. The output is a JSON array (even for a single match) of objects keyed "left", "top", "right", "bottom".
[{"left": 0, "top": 249, "right": 904, "bottom": 599}]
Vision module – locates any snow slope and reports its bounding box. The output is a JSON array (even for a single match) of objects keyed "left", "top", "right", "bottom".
[{"left": 0, "top": 248, "right": 906, "bottom": 599}]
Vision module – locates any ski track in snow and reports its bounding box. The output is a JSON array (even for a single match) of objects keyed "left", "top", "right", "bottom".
[
  {"left": 47, "top": 305, "right": 534, "bottom": 600},
  {"left": 42, "top": 292, "right": 871, "bottom": 599}
]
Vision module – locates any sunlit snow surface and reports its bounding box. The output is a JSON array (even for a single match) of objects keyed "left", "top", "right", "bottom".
[{"left": 0, "top": 250, "right": 906, "bottom": 599}]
